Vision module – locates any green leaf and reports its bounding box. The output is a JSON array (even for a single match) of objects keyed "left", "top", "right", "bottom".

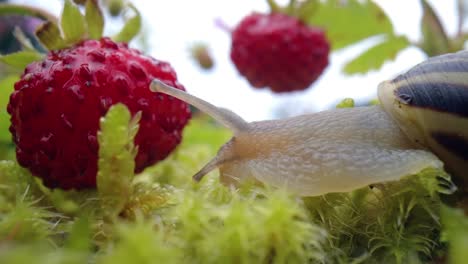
[
  {"left": 36, "top": 21, "right": 66, "bottom": 50},
  {"left": 419, "top": 0, "right": 450, "bottom": 56},
  {"left": 85, "top": 0, "right": 104, "bottom": 39},
  {"left": 303, "top": 0, "right": 394, "bottom": 50},
  {"left": 441, "top": 205, "right": 468, "bottom": 264},
  {"left": 0, "top": 51, "right": 43, "bottom": 69},
  {"left": 0, "top": 76, "right": 17, "bottom": 144},
  {"left": 343, "top": 35, "right": 410, "bottom": 74},
  {"left": 61, "top": 0, "right": 86, "bottom": 43},
  {"left": 97, "top": 103, "right": 140, "bottom": 220},
  {"left": 112, "top": 4, "right": 141, "bottom": 43},
  {"left": 0, "top": 3, "right": 59, "bottom": 24}
]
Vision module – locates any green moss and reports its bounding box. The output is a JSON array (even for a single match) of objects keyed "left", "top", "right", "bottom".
[
  {"left": 441, "top": 205, "right": 468, "bottom": 264},
  {"left": 0, "top": 110, "right": 465, "bottom": 263},
  {"left": 97, "top": 104, "right": 139, "bottom": 220}
]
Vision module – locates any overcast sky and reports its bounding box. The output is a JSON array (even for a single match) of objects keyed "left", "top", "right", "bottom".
[{"left": 14, "top": 0, "right": 461, "bottom": 121}]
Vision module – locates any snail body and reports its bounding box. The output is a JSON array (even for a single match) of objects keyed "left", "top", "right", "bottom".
[{"left": 150, "top": 50, "right": 468, "bottom": 196}]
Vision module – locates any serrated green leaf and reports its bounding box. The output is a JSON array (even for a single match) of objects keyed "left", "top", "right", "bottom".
[
  {"left": 97, "top": 103, "right": 139, "bottom": 220},
  {"left": 61, "top": 0, "right": 86, "bottom": 43},
  {"left": 303, "top": 0, "right": 394, "bottom": 50},
  {"left": 85, "top": 0, "right": 104, "bottom": 39},
  {"left": 419, "top": 0, "right": 450, "bottom": 56},
  {"left": 0, "top": 51, "right": 43, "bottom": 69},
  {"left": 343, "top": 36, "right": 410, "bottom": 74},
  {"left": 112, "top": 4, "right": 141, "bottom": 43},
  {"left": 36, "top": 21, "right": 66, "bottom": 50}
]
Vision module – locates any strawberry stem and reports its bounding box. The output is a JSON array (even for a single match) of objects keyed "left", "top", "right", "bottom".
[
  {"left": 267, "top": 0, "right": 281, "bottom": 12},
  {"left": 214, "top": 18, "right": 232, "bottom": 34},
  {"left": 288, "top": 0, "right": 297, "bottom": 11},
  {"left": 0, "top": 4, "right": 59, "bottom": 25}
]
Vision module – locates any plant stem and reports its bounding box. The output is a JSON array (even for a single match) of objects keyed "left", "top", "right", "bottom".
[
  {"left": 267, "top": 0, "right": 280, "bottom": 12},
  {"left": 457, "top": 0, "right": 466, "bottom": 37}
]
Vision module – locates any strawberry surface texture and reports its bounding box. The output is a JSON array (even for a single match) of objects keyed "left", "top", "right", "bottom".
[
  {"left": 7, "top": 37, "right": 191, "bottom": 189},
  {"left": 230, "top": 12, "right": 330, "bottom": 93}
]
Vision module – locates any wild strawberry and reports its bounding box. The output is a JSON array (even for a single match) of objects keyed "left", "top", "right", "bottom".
[
  {"left": 7, "top": 37, "right": 190, "bottom": 189},
  {"left": 1, "top": 0, "right": 192, "bottom": 189},
  {"left": 230, "top": 12, "right": 330, "bottom": 93}
]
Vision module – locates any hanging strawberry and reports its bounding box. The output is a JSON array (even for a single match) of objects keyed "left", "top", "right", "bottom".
[{"left": 1, "top": 0, "right": 191, "bottom": 189}]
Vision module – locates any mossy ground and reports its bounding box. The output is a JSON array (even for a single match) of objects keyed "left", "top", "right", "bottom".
[{"left": 0, "top": 105, "right": 466, "bottom": 264}]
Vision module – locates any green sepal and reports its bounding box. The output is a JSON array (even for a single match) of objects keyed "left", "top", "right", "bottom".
[
  {"left": 343, "top": 35, "right": 410, "bottom": 74},
  {"left": 85, "top": 0, "right": 104, "bottom": 40},
  {"left": 96, "top": 103, "right": 140, "bottom": 220},
  {"left": 107, "top": 0, "right": 125, "bottom": 17},
  {"left": 0, "top": 51, "right": 43, "bottom": 69},
  {"left": 419, "top": 0, "right": 451, "bottom": 56},
  {"left": 61, "top": 0, "right": 86, "bottom": 44},
  {"left": 12, "top": 27, "right": 36, "bottom": 52},
  {"left": 266, "top": 0, "right": 281, "bottom": 12},
  {"left": 296, "top": 0, "right": 319, "bottom": 20},
  {"left": 112, "top": 4, "right": 141, "bottom": 43},
  {"left": 35, "top": 21, "right": 66, "bottom": 50}
]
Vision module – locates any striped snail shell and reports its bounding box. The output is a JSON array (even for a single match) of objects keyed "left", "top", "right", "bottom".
[
  {"left": 379, "top": 50, "right": 468, "bottom": 188},
  {"left": 150, "top": 50, "right": 467, "bottom": 196}
]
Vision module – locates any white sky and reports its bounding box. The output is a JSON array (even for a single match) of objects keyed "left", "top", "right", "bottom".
[{"left": 15, "top": 0, "right": 461, "bottom": 121}]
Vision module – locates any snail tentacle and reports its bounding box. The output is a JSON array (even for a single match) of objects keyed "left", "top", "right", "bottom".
[{"left": 150, "top": 79, "right": 250, "bottom": 135}]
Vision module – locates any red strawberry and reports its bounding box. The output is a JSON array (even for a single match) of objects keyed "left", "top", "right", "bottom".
[
  {"left": 230, "top": 12, "right": 330, "bottom": 93},
  {"left": 7, "top": 37, "right": 191, "bottom": 189}
]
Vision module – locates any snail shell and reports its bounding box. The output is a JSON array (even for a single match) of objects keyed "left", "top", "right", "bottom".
[
  {"left": 379, "top": 50, "right": 468, "bottom": 187},
  {"left": 150, "top": 51, "right": 468, "bottom": 196}
]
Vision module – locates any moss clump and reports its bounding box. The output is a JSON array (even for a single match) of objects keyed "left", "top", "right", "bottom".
[{"left": 0, "top": 104, "right": 464, "bottom": 264}]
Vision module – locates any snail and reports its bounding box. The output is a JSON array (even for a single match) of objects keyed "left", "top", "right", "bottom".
[{"left": 150, "top": 50, "right": 468, "bottom": 196}]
